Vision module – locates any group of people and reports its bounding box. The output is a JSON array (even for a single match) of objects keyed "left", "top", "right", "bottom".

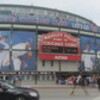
[
  {"left": 57, "top": 74, "right": 100, "bottom": 91},
  {"left": 70, "top": 74, "right": 100, "bottom": 95},
  {"left": 66, "top": 75, "right": 97, "bottom": 87}
]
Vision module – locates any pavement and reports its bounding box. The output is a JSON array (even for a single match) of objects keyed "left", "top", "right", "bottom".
[
  {"left": 93, "top": 96, "right": 100, "bottom": 100},
  {"left": 37, "top": 88, "right": 100, "bottom": 100},
  {"left": 20, "top": 82, "right": 97, "bottom": 89},
  {"left": 19, "top": 82, "right": 100, "bottom": 100}
]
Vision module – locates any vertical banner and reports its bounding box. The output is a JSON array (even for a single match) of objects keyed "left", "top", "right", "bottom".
[
  {"left": 11, "top": 31, "right": 36, "bottom": 71},
  {"left": 95, "top": 39, "right": 100, "bottom": 70},
  {"left": 81, "top": 54, "right": 96, "bottom": 71},
  {"left": 0, "top": 31, "right": 11, "bottom": 71},
  {"left": 96, "top": 39, "right": 100, "bottom": 58},
  {"left": 80, "top": 36, "right": 96, "bottom": 71}
]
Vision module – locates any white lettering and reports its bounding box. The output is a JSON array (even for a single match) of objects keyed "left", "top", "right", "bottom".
[
  {"left": 55, "top": 56, "right": 68, "bottom": 60},
  {"left": 65, "top": 43, "right": 77, "bottom": 47},
  {"left": 43, "top": 42, "right": 64, "bottom": 46},
  {"left": 44, "top": 33, "right": 63, "bottom": 39}
]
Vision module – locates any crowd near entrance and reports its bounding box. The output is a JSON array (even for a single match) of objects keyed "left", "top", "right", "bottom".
[{"left": 1, "top": 72, "right": 100, "bottom": 88}]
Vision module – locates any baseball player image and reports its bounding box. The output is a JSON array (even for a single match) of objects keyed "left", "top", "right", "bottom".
[
  {"left": 83, "top": 41, "right": 95, "bottom": 53},
  {"left": 96, "top": 40, "right": 100, "bottom": 58},
  {"left": 2, "top": 39, "right": 33, "bottom": 71},
  {"left": 82, "top": 54, "right": 95, "bottom": 71},
  {"left": 0, "top": 35, "right": 9, "bottom": 49},
  {"left": 0, "top": 35, "right": 9, "bottom": 69}
]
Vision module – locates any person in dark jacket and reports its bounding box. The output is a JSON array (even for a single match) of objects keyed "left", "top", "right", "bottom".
[
  {"left": 97, "top": 76, "right": 100, "bottom": 91},
  {"left": 70, "top": 75, "right": 88, "bottom": 95},
  {"left": 80, "top": 77, "right": 88, "bottom": 94}
]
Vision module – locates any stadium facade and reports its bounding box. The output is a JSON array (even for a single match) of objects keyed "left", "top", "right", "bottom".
[{"left": 0, "top": 4, "right": 100, "bottom": 84}]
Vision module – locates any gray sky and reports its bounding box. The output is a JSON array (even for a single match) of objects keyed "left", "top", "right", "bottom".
[{"left": 0, "top": 0, "right": 100, "bottom": 26}]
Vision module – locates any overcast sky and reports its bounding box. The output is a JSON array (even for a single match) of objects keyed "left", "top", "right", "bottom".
[{"left": 0, "top": 0, "right": 100, "bottom": 26}]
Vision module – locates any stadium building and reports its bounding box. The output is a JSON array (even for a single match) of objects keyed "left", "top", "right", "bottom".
[{"left": 0, "top": 4, "right": 100, "bottom": 85}]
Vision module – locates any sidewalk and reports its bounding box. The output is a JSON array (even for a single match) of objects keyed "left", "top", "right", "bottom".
[{"left": 19, "top": 82, "right": 97, "bottom": 89}]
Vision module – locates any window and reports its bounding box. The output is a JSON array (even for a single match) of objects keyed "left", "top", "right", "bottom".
[
  {"left": 76, "top": 18, "right": 90, "bottom": 24},
  {"left": 42, "top": 60, "right": 45, "bottom": 67},
  {"left": 67, "top": 15, "right": 76, "bottom": 21},
  {"left": 51, "top": 60, "right": 54, "bottom": 67},
  {"left": 42, "top": 74, "right": 45, "bottom": 80},
  {"left": 46, "top": 10, "right": 56, "bottom": 18}
]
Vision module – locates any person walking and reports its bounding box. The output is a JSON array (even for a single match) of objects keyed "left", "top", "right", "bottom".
[
  {"left": 70, "top": 74, "right": 88, "bottom": 95},
  {"left": 70, "top": 75, "right": 81, "bottom": 95},
  {"left": 97, "top": 76, "right": 100, "bottom": 91}
]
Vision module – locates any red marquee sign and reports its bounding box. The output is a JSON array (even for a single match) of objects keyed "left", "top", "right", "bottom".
[{"left": 39, "top": 31, "right": 81, "bottom": 61}]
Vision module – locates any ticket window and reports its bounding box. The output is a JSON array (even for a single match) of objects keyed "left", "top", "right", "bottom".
[{"left": 37, "top": 74, "right": 46, "bottom": 81}]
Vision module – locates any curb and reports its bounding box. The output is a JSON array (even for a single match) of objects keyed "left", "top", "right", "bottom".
[{"left": 31, "top": 86, "right": 96, "bottom": 89}]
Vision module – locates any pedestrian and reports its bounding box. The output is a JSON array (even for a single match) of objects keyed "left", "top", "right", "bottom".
[
  {"left": 79, "top": 77, "right": 88, "bottom": 95},
  {"left": 56, "top": 77, "right": 59, "bottom": 84},
  {"left": 97, "top": 76, "right": 100, "bottom": 91},
  {"left": 12, "top": 76, "right": 18, "bottom": 85},
  {"left": 70, "top": 75, "right": 81, "bottom": 95},
  {"left": 12, "top": 76, "right": 16, "bottom": 85},
  {"left": 70, "top": 74, "right": 88, "bottom": 95},
  {"left": 18, "top": 76, "right": 22, "bottom": 86}
]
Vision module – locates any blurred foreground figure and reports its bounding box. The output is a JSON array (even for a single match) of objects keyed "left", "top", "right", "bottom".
[
  {"left": 70, "top": 74, "right": 88, "bottom": 95},
  {"left": 97, "top": 76, "right": 100, "bottom": 91}
]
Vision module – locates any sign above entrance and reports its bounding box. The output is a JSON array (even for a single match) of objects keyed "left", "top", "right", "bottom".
[{"left": 39, "top": 31, "right": 81, "bottom": 61}]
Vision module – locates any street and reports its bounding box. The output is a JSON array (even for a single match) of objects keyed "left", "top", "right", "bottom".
[{"left": 36, "top": 88, "right": 100, "bottom": 100}]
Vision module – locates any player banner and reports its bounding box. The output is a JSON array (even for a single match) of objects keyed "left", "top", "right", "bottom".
[
  {"left": 96, "top": 39, "right": 100, "bottom": 58},
  {"left": 80, "top": 54, "right": 96, "bottom": 71},
  {"left": 0, "top": 31, "right": 36, "bottom": 71}
]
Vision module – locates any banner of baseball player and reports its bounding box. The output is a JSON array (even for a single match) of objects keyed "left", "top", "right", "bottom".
[
  {"left": 39, "top": 31, "right": 81, "bottom": 61},
  {"left": 79, "top": 37, "right": 100, "bottom": 71},
  {"left": 96, "top": 39, "right": 100, "bottom": 58},
  {"left": 80, "top": 54, "right": 96, "bottom": 71},
  {"left": 0, "top": 31, "right": 36, "bottom": 71},
  {"left": 80, "top": 36, "right": 96, "bottom": 53},
  {"left": 0, "top": 31, "right": 11, "bottom": 49}
]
